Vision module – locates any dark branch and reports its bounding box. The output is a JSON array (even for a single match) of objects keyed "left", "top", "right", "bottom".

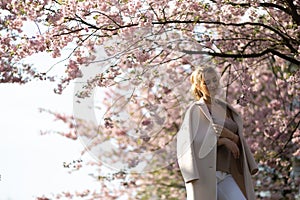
[
  {"left": 209, "top": 0, "right": 292, "bottom": 16},
  {"left": 84, "top": 10, "right": 122, "bottom": 28},
  {"left": 181, "top": 48, "right": 300, "bottom": 65},
  {"left": 153, "top": 20, "right": 298, "bottom": 53},
  {"left": 53, "top": 28, "right": 84, "bottom": 37},
  {"left": 275, "top": 110, "right": 300, "bottom": 157},
  {"left": 269, "top": 48, "right": 300, "bottom": 64},
  {"left": 259, "top": 3, "right": 291, "bottom": 15},
  {"left": 67, "top": 14, "right": 139, "bottom": 32},
  {"left": 284, "top": 0, "right": 300, "bottom": 25}
]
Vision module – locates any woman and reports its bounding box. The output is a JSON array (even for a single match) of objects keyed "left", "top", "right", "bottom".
[{"left": 177, "top": 67, "right": 258, "bottom": 200}]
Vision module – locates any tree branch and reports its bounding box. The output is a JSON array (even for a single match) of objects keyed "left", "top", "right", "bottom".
[
  {"left": 284, "top": 0, "right": 300, "bottom": 25},
  {"left": 275, "top": 110, "right": 300, "bottom": 157},
  {"left": 209, "top": 0, "right": 292, "bottom": 16},
  {"left": 153, "top": 20, "right": 298, "bottom": 54},
  {"left": 53, "top": 27, "right": 84, "bottom": 37},
  {"left": 85, "top": 10, "right": 122, "bottom": 28},
  {"left": 181, "top": 48, "right": 300, "bottom": 65}
]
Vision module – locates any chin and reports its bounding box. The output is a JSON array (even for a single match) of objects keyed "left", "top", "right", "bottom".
[
  {"left": 210, "top": 89, "right": 219, "bottom": 96},
  {"left": 209, "top": 92, "right": 217, "bottom": 97}
]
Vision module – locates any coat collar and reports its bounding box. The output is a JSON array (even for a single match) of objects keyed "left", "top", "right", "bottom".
[
  {"left": 194, "top": 97, "right": 240, "bottom": 122},
  {"left": 214, "top": 98, "right": 240, "bottom": 117},
  {"left": 194, "top": 98, "right": 212, "bottom": 122}
]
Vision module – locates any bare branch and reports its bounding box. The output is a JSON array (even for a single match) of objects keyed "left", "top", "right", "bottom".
[
  {"left": 53, "top": 27, "right": 85, "bottom": 37},
  {"left": 275, "top": 111, "right": 300, "bottom": 157},
  {"left": 181, "top": 48, "right": 300, "bottom": 65},
  {"left": 284, "top": 0, "right": 300, "bottom": 25},
  {"left": 153, "top": 20, "right": 298, "bottom": 52}
]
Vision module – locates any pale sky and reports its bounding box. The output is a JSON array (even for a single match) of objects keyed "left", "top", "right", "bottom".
[
  {"left": 0, "top": 19, "right": 122, "bottom": 199},
  {"left": 0, "top": 81, "right": 101, "bottom": 199}
]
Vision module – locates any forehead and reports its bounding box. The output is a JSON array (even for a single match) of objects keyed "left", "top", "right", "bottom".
[{"left": 203, "top": 72, "right": 218, "bottom": 81}]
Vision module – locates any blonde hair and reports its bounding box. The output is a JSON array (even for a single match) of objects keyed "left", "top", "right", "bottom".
[{"left": 190, "top": 67, "right": 218, "bottom": 100}]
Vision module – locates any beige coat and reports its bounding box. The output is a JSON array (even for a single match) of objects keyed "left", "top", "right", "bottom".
[{"left": 177, "top": 99, "right": 258, "bottom": 200}]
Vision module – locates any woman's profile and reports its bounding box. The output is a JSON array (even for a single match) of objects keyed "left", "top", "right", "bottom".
[{"left": 177, "top": 66, "right": 258, "bottom": 200}]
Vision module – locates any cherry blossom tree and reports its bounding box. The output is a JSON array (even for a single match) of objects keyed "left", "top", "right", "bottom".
[{"left": 1, "top": 0, "right": 299, "bottom": 199}]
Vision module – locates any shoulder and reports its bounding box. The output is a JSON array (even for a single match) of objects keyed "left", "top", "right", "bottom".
[
  {"left": 181, "top": 101, "right": 202, "bottom": 119},
  {"left": 180, "top": 101, "right": 195, "bottom": 118},
  {"left": 185, "top": 101, "right": 198, "bottom": 111},
  {"left": 215, "top": 98, "right": 228, "bottom": 106}
]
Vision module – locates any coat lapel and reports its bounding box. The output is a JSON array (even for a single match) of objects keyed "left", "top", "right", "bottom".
[
  {"left": 195, "top": 98, "right": 213, "bottom": 123},
  {"left": 193, "top": 99, "right": 218, "bottom": 159}
]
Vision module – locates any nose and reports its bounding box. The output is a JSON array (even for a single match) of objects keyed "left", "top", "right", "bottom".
[{"left": 210, "top": 82, "right": 217, "bottom": 89}]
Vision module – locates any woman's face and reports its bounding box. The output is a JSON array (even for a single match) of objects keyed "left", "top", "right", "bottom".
[{"left": 197, "top": 72, "right": 219, "bottom": 98}]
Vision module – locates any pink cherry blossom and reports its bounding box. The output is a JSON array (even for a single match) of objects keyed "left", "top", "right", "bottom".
[{"left": 1, "top": 0, "right": 299, "bottom": 198}]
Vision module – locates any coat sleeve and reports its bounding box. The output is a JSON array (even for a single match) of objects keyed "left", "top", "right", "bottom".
[
  {"left": 226, "top": 101, "right": 259, "bottom": 175},
  {"left": 242, "top": 138, "right": 258, "bottom": 175},
  {"left": 177, "top": 105, "right": 200, "bottom": 183},
  {"left": 233, "top": 109, "right": 258, "bottom": 176}
]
